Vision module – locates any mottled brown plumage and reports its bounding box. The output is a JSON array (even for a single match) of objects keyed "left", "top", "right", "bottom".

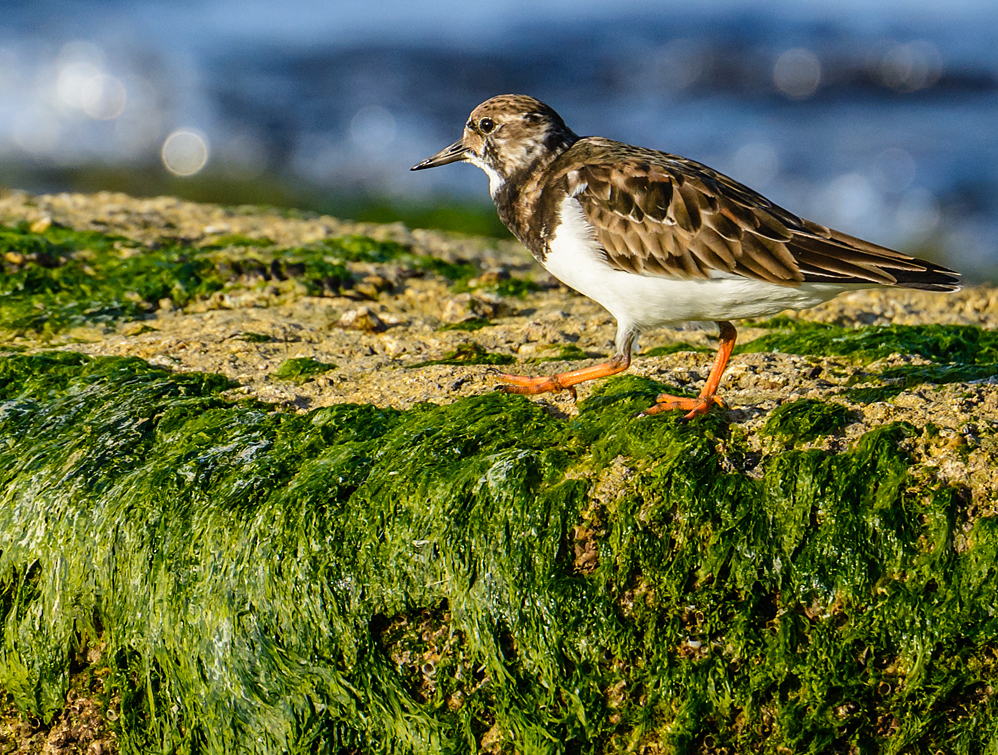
[
  {"left": 537, "top": 138, "right": 955, "bottom": 290},
  {"left": 412, "top": 94, "right": 960, "bottom": 418},
  {"left": 414, "top": 95, "right": 957, "bottom": 293}
]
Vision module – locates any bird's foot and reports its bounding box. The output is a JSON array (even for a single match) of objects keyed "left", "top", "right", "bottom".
[{"left": 639, "top": 392, "right": 726, "bottom": 421}]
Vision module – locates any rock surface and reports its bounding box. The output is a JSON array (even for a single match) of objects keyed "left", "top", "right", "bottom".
[
  {"left": 1, "top": 189, "right": 997, "bottom": 753},
  {"left": 1, "top": 189, "right": 995, "bottom": 498}
]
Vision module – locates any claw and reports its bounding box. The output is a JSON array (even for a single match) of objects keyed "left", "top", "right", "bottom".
[{"left": 638, "top": 392, "right": 723, "bottom": 420}]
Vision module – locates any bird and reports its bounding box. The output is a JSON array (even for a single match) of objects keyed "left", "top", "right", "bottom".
[{"left": 411, "top": 95, "right": 960, "bottom": 419}]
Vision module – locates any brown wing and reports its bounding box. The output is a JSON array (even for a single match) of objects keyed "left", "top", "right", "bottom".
[{"left": 566, "top": 138, "right": 959, "bottom": 291}]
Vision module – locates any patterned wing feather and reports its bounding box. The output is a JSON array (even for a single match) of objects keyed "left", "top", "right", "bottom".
[{"left": 563, "top": 138, "right": 959, "bottom": 291}]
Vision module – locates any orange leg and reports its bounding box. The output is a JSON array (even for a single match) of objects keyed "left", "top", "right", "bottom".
[
  {"left": 641, "top": 321, "right": 737, "bottom": 420},
  {"left": 497, "top": 351, "right": 631, "bottom": 400}
]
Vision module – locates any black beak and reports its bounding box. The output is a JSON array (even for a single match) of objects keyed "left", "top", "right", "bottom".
[{"left": 410, "top": 140, "right": 468, "bottom": 171}]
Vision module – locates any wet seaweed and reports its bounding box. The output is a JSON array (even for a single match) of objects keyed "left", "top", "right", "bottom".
[
  {"left": 314, "top": 235, "right": 478, "bottom": 283},
  {"left": 741, "top": 317, "right": 998, "bottom": 404},
  {"left": 437, "top": 318, "right": 492, "bottom": 332},
  {"left": 0, "top": 353, "right": 994, "bottom": 754},
  {"left": 845, "top": 363, "right": 998, "bottom": 403},
  {"left": 273, "top": 357, "right": 338, "bottom": 384},
  {"left": 741, "top": 317, "right": 998, "bottom": 364},
  {"left": 0, "top": 226, "right": 483, "bottom": 336},
  {"left": 406, "top": 342, "right": 515, "bottom": 367},
  {"left": 0, "top": 223, "right": 223, "bottom": 334},
  {"left": 762, "top": 398, "right": 855, "bottom": 442},
  {"left": 489, "top": 278, "right": 541, "bottom": 299},
  {"left": 232, "top": 331, "right": 274, "bottom": 343},
  {"left": 642, "top": 343, "right": 713, "bottom": 357}
]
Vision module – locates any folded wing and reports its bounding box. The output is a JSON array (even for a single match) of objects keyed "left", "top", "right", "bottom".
[{"left": 566, "top": 138, "right": 959, "bottom": 292}]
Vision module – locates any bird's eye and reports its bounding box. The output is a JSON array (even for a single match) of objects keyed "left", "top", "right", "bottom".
[{"left": 478, "top": 117, "right": 495, "bottom": 134}]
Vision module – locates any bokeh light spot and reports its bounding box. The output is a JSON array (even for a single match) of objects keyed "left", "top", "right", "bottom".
[
  {"left": 162, "top": 129, "right": 209, "bottom": 176},
  {"left": 774, "top": 48, "right": 822, "bottom": 100},
  {"left": 879, "top": 41, "right": 942, "bottom": 93},
  {"left": 57, "top": 61, "right": 101, "bottom": 109},
  {"left": 651, "top": 38, "right": 704, "bottom": 91},
  {"left": 82, "top": 75, "right": 127, "bottom": 120}
]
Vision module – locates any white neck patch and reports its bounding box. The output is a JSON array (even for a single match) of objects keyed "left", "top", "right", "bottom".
[{"left": 467, "top": 154, "right": 504, "bottom": 198}]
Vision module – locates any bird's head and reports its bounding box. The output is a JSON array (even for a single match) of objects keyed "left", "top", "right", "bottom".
[{"left": 411, "top": 94, "right": 578, "bottom": 196}]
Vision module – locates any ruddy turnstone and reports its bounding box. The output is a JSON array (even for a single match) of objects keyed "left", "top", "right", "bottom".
[{"left": 411, "top": 94, "right": 960, "bottom": 418}]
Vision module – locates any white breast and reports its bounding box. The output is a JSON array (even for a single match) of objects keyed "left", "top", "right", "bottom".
[{"left": 542, "top": 197, "right": 854, "bottom": 331}]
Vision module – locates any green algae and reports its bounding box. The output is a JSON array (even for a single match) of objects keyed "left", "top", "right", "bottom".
[
  {"left": 489, "top": 278, "right": 540, "bottom": 298},
  {"left": 0, "top": 353, "right": 994, "bottom": 754},
  {"left": 845, "top": 362, "right": 998, "bottom": 403},
  {"left": 0, "top": 226, "right": 483, "bottom": 336},
  {"left": 273, "top": 357, "right": 338, "bottom": 384},
  {"left": 232, "top": 331, "right": 274, "bottom": 343},
  {"left": 762, "top": 398, "right": 855, "bottom": 442},
  {"left": 453, "top": 277, "right": 541, "bottom": 299},
  {"left": 741, "top": 317, "right": 998, "bottom": 364},
  {"left": 741, "top": 317, "right": 998, "bottom": 404},
  {"left": 314, "top": 235, "right": 478, "bottom": 283},
  {"left": 642, "top": 343, "right": 713, "bottom": 357},
  {"left": 437, "top": 318, "right": 491, "bottom": 332},
  {"left": 205, "top": 233, "right": 275, "bottom": 248},
  {"left": 0, "top": 223, "right": 223, "bottom": 335},
  {"left": 407, "top": 342, "right": 515, "bottom": 367}
]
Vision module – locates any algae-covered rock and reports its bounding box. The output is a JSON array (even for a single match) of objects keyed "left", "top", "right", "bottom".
[{"left": 1, "top": 191, "right": 997, "bottom": 754}]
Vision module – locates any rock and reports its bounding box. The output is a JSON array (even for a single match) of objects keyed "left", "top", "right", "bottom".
[
  {"left": 29, "top": 215, "right": 52, "bottom": 233},
  {"left": 337, "top": 306, "right": 387, "bottom": 332},
  {"left": 440, "top": 293, "right": 512, "bottom": 323},
  {"left": 1, "top": 190, "right": 997, "bottom": 755},
  {"left": 467, "top": 267, "right": 511, "bottom": 287},
  {"left": 354, "top": 274, "right": 395, "bottom": 300}
]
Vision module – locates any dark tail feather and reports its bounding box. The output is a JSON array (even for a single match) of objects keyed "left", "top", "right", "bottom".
[
  {"left": 792, "top": 227, "right": 961, "bottom": 292},
  {"left": 883, "top": 259, "right": 961, "bottom": 292}
]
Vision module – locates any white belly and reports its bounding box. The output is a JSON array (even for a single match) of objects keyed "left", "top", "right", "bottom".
[{"left": 543, "top": 197, "right": 851, "bottom": 329}]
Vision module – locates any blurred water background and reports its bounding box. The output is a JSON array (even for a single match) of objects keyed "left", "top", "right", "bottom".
[{"left": 1, "top": 0, "right": 996, "bottom": 279}]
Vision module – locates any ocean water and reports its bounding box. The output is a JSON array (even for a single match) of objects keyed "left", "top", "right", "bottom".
[{"left": 1, "top": 0, "right": 996, "bottom": 278}]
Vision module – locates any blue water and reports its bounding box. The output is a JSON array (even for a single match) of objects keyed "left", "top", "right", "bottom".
[{"left": 1, "top": 0, "right": 997, "bottom": 278}]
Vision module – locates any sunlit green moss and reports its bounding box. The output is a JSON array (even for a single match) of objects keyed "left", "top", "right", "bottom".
[
  {"left": 0, "top": 223, "right": 223, "bottom": 334},
  {"left": 741, "top": 317, "right": 998, "bottom": 364},
  {"left": 273, "top": 357, "right": 338, "bottom": 384},
  {"left": 232, "top": 331, "right": 274, "bottom": 343},
  {"left": 0, "top": 353, "right": 993, "bottom": 754},
  {"left": 406, "top": 342, "right": 515, "bottom": 367},
  {"left": 437, "top": 318, "right": 491, "bottom": 332},
  {"left": 0, "top": 226, "right": 484, "bottom": 336},
  {"left": 206, "top": 233, "right": 275, "bottom": 248},
  {"left": 762, "top": 398, "right": 855, "bottom": 442},
  {"left": 642, "top": 343, "right": 713, "bottom": 357}
]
